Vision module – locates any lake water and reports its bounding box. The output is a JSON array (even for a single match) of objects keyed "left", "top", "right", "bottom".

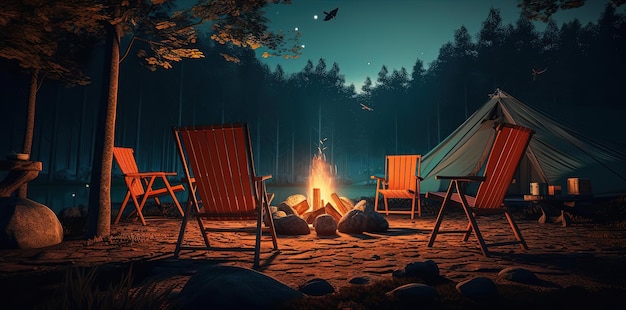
[{"left": 26, "top": 182, "right": 378, "bottom": 215}]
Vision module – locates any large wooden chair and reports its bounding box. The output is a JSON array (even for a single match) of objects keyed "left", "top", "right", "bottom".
[
  {"left": 112, "top": 147, "right": 185, "bottom": 226},
  {"left": 172, "top": 123, "right": 278, "bottom": 269},
  {"left": 426, "top": 123, "right": 534, "bottom": 256},
  {"left": 371, "top": 155, "right": 423, "bottom": 219}
]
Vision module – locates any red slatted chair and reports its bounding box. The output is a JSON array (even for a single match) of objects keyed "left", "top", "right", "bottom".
[
  {"left": 112, "top": 147, "right": 185, "bottom": 226},
  {"left": 371, "top": 155, "right": 423, "bottom": 219},
  {"left": 172, "top": 123, "right": 278, "bottom": 269},
  {"left": 425, "top": 123, "right": 534, "bottom": 256}
]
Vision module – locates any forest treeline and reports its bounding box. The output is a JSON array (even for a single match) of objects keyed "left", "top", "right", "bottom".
[{"left": 1, "top": 5, "right": 624, "bottom": 185}]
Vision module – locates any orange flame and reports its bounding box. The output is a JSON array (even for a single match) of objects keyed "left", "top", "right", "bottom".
[{"left": 308, "top": 152, "right": 334, "bottom": 209}]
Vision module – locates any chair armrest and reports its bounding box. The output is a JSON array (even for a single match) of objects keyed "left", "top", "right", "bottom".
[
  {"left": 125, "top": 172, "right": 168, "bottom": 178},
  {"left": 370, "top": 175, "right": 385, "bottom": 181},
  {"left": 254, "top": 175, "right": 272, "bottom": 182},
  {"left": 435, "top": 175, "right": 485, "bottom": 182},
  {"left": 125, "top": 172, "right": 178, "bottom": 178}
]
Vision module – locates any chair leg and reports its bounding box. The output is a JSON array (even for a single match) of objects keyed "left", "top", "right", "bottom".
[
  {"left": 114, "top": 191, "right": 131, "bottom": 224},
  {"left": 427, "top": 182, "right": 455, "bottom": 247},
  {"left": 453, "top": 181, "right": 489, "bottom": 256},
  {"left": 264, "top": 199, "right": 279, "bottom": 250},
  {"left": 174, "top": 196, "right": 195, "bottom": 258},
  {"left": 135, "top": 195, "right": 148, "bottom": 226},
  {"left": 427, "top": 202, "right": 446, "bottom": 247},
  {"left": 462, "top": 210, "right": 489, "bottom": 257},
  {"left": 383, "top": 196, "right": 390, "bottom": 215},
  {"left": 163, "top": 178, "right": 185, "bottom": 218},
  {"left": 417, "top": 182, "right": 422, "bottom": 218},
  {"left": 410, "top": 196, "right": 416, "bottom": 220},
  {"left": 254, "top": 202, "right": 262, "bottom": 270},
  {"left": 505, "top": 211, "right": 529, "bottom": 250},
  {"left": 417, "top": 194, "right": 422, "bottom": 218}
]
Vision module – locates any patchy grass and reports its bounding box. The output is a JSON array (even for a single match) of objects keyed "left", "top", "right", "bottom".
[{"left": 23, "top": 264, "right": 175, "bottom": 310}]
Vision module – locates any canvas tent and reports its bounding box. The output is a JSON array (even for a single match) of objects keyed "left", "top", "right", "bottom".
[{"left": 420, "top": 89, "right": 626, "bottom": 197}]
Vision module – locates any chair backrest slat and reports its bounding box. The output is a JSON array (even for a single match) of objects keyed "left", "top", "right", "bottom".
[
  {"left": 175, "top": 123, "right": 257, "bottom": 219},
  {"left": 113, "top": 147, "right": 144, "bottom": 196},
  {"left": 475, "top": 124, "right": 534, "bottom": 209},
  {"left": 386, "top": 155, "right": 421, "bottom": 191}
]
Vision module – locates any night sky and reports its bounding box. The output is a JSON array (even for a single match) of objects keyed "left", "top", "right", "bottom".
[{"left": 256, "top": 0, "right": 612, "bottom": 90}]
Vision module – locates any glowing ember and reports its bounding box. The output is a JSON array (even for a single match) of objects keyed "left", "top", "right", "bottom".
[{"left": 308, "top": 146, "right": 334, "bottom": 209}]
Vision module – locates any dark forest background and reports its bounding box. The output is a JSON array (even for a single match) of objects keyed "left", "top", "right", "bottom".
[{"left": 1, "top": 6, "right": 625, "bottom": 186}]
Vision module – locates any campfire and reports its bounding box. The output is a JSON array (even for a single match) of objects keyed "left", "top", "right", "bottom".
[
  {"left": 308, "top": 148, "right": 334, "bottom": 210},
  {"left": 281, "top": 142, "right": 352, "bottom": 224},
  {"left": 268, "top": 141, "right": 388, "bottom": 236}
]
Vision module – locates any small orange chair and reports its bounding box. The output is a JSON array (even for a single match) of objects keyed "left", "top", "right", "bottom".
[
  {"left": 371, "top": 155, "right": 422, "bottom": 219},
  {"left": 426, "top": 123, "right": 534, "bottom": 256},
  {"left": 113, "top": 147, "right": 185, "bottom": 225}
]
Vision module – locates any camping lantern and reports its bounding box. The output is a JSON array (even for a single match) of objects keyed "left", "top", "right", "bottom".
[
  {"left": 567, "top": 178, "right": 592, "bottom": 195},
  {"left": 530, "top": 183, "right": 547, "bottom": 195}
]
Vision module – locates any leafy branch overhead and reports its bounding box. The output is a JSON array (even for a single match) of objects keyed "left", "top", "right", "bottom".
[
  {"left": 192, "top": 0, "right": 302, "bottom": 63},
  {"left": 0, "top": 0, "right": 104, "bottom": 86},
  {"left": 121, "top": 0, "right": 301, "bottom": 69}
]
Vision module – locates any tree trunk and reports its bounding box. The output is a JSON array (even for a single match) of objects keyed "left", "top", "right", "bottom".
[
  {"left": 18, "top": 69, "right": 39, "bottom": 198},
  {"left": 86, "top": 22, "right": 121, "bottom": 238}
]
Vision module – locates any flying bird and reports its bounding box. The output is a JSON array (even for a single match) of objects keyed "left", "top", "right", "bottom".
[
  {"left": 532, "top": 67, "right": 547, "bottom": 81},
  {"left": 360, "top": 103, "right": 374, "bottom": 111},
  {"left": 323, "top": 8, "right": 338, "bottom": 21}
]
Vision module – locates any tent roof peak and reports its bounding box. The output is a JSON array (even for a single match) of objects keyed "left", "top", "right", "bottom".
[{"left": 489, "top": 88, "right": 508, "bottom": 99}]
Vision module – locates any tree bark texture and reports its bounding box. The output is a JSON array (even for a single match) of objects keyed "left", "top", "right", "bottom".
[{"left": 86, "top": 22, "right": 120, "bottom": 238}]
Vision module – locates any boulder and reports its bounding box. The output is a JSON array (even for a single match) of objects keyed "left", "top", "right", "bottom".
[
  {"left": 313, "top": 214, "right": 337, "bottom": 236},
  {"left": 175, "top": 265, "right": 303, "bottom": 309},
  {"left": 337, "top": 209, "right": 366, "bottom": 234},
  {"left": 299, "top": 278, "right": 335, "bottom": 296},
  {"left": 275, "top": 202, "right": 297, "bottom": 216},
  {"left": 386, "top": 283, "right": 440, "bottom": 304},
  {"left": 456, "top": 276, "right": 499, "bottom": 301},
  {"left": 498, "top": 267, "right": 540, "bottom": 284},
  {"left": 273, "top": 214, "right": 310, "bottom": 235},
  {"left": 363, "top": 208, "right": 389, "bottom": 232},
  {"left": 403, "top": 260, "right": 440, "bottom": 280},
  {"left": 0, "top": 197, "right": 63, "bottom": 249}
]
